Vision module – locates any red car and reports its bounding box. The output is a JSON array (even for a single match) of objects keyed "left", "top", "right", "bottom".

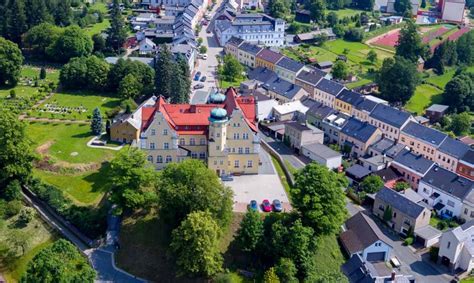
[{"left": 262, "top": 199, "right": 272, "bottom": 212}]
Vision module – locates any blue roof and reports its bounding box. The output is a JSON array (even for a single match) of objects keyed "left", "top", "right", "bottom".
[
  {"left": 370, "top": 104, "right": 411, "bottom": 128},
  {"left": 376, "top": 187, "right": 426, "bottom": 219},
  {"left": 337, "top": 89, "right": 363, "bottom": 106},
  {"left": 354, "top": 98, "right": 378, "bottom": 113},
  {"left": 438, "top": 137, "right": 470, "bottom": 159},
  {"left": 247, "top": 67, "right": 278, "bottom": 84},
  {"left": 209, "top": 92, "right": 226, "bottom": 103},
  {"left": 209, "top": 108, "right": 228, "bottom": 122},
  {"left": 263, "top": 78, "right": 303, "bottom": 99},
  {"left": 239, "top": 42, "right": 263, "bottom": 56},
  {"left": 341, "top": 117, "right": 379, "bottom": 143},
  {"left": 276, "top": 57, "right": 305, "bottom": 73},
  {"left": 422, "top": 166, "right": 474, "bottom": 200},
  {"left": 393, "top": 149, "right": 434, "bottom": 175},
  {"left": 315, "top": 78, "right": 345, "bottom": 96},
  {"left": 402, "top": 121, "right": 447, "bottom": 147}
]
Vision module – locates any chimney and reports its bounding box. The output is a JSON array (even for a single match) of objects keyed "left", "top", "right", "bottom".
[{"left": 391, "top": 271, "right": 396, "bottom": 281}]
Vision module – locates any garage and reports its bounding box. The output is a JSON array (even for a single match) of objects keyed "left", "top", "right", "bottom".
[
  {"left": 414, "top": 225, "right": 442, "bottom": 248},
  {"left": 366, "top": 252, "right": 386, "bottom": 262}
]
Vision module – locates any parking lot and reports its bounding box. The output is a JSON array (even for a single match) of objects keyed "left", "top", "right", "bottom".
[{"left": 225, "top": 150, "right": 292, "bottom": 212}]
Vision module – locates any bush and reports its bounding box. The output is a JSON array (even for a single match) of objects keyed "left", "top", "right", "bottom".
[
  {"left": 437, "top": 220, "right": 447, "bottom": 230},
  {"left": 9, "top": 90, "right": 16, "bottom": 99},
  {"left": 3, "top": 179, "right": 22, "bottom": 201},
  {"left": 430, "top": 246, "right": 439, "bottom": 262},
  {"left": 5, "top": 200, "right": 22, "bottom": 218},
  {"left": 404, "top": 237, "right": 414, "bottom": 246},
  {"left": 18, "top": 207, "right": 35, "bottom": 224}
]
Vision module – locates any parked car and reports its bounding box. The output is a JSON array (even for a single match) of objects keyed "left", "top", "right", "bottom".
[
  {"left": 249, "top": 200, "right": 258, "bottom": 211},
  {"left": 262, "top": 199, "right": 272, "bottom": 212},
  {"left": 200, "top": 76, "right": 207, "bottom": 82},
  {"left": 390, "top": 256, "right": 401, "bottom": 268},
  {"left": 272, "top": 199, "right": 282, "bottom": 212},
  {"left": 193, "top": 83, "right": 204, "bottom": 90},
  {"left": 194, "top": 71, "right": 201, "bottom": 81},
  {"left": 221, "top": 174, "right": 233, "bottom": 181}
]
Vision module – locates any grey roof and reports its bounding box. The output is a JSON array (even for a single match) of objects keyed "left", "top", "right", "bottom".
[
  {"left": 247, "top": 67, "right": 278, "bottom": 84},
  {"left": 426, "top": 104, "right": 449, "bottom": 113},
  {"left": 354, "top": 98, "right": 378, "bottom": 113},
  {"left": 105, "top": 56, "right": 155, "bottom": 67},
  {"left": 317, "top": 61, "right": 333, "bottom": 68},
  {"left": 402, "top": 121, "right": 447, "bottom": 147},
  {"left": 226, "top": 36, "right": 244, "bottom": 47},
  {"left": 276, "top": 57, "right": 305, "bottom": 73},
  {"left": 285, "top": 121, "right": 322, "bottom": 133},
  {"left": 462, "top": 150, "right": 474, "bottom": 164},
  {"left": 414, "top": 225, "right": 442, "bottom": 241},
  {"left": 256, "top": 48, "right": 283, "bottom": 64},
  {"left": 340, "top": 212, "right": 392, "bottom": 254},
  {"left": 300, "top": 97, "right": 320, "bottom": 109},
  {"left": 376, "top": 187, "right": 427, "bottom": 219},
  {"left": 337, "top": 89, "right": 363, "bottom": 106},
  {"left": 302, "top": 143, "right": 342, "bottom": 159},
  {"left": 393, "top": 149, "right": 434, "bottom": 175},
  {"left": 263, "top": 78, "right": 304, "bottom": 100},
  {"left": 239, "top": 42, "right": 263, "bottom": 56},
  {"left": 296, "top": 69, "right": 324, "bottom": 86},
  {"left": 307, "top": 103, "right": 335, "bottom": 119},
  {"left": 341, "top": 117, "right": 379, "bottom": 143},
  {"left": 346, "top": 164, "right": 372, "bottom": 179},
  {"left": 439, "top": 137, "right": 470, "bottom": 159},
  {"left": 190, "top": 90, "right": 210, "bottom": 105},
  {"left": 370, "top": 104, "right": 412, "bottom": 128},
  {"left": 422, "top": 166, "right": 474, "bottom": 200},
  {"left": 315, "top": 78, "right": 345, "bottom": 96},
  {"left": 385, "top": 143, "right": 407, "bottom": 159},
  {"left": 369, "top": 138, "right": 395, "bottom": 154}
]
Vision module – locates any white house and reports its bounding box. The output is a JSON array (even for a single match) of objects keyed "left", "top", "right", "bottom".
[
  {"left": 340, "top": 212, "right": 393, "bottom": 262},
  {"left": 438, "top": 221, "right": 474, "bottom": 272},
  {"left": 441, "top": 0, "right": 465, "bottom": 23},
  {"left": 301, "top": 143, "right": 342, "bottom": 169},
  {"left": 139, "top": 38, "right": 157, "bottom": 54},
  {"left": 418, "top": 166, "right": 474, "bottom": 220}
]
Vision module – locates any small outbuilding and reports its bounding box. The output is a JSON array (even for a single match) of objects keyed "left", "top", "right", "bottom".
[
  {"left": 425, "top": 104, "right": 449, "bottom": 123},
  {"left": 301, "top": 143, "right": 342, "bottom": 169}
]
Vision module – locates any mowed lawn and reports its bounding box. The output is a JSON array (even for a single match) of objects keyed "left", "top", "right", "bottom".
[
  {"left": 331, "top": 8, "right": 363, "bottom": 18},
  {"left": 425, "top": 66, "right": 474, "bottom": 89},
  {"left": 405, "top": 84, "right": 443, "bottom": 115},
  {"left": 0, "top": 66, "right": 59, "bottom": 99},
  {"left": 27, "top": 122, "right": 116, "bottom": 164},
  {"left": 321, "top": 40, "right": 393, "bottom": 67},
  {"left": 31, "top": 91, "right": 122, "bottom": 121}
]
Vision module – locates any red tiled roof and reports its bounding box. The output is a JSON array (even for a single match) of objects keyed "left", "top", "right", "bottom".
[
  {"left": 141, "top": 106, "right": 156, "bottom": 130},
  {"left": 225, "top": 88, "right": 258, "bottom": 132}
]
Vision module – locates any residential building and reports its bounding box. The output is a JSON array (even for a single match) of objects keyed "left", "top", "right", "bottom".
[
  {"left": 440, "top": 0, "right": 465, "bottom": 23},
  {"left": 391, "top": 149, "right": 435, "bottom": 189},
  {"left": 339, "top": 117, "right": 382, "bottom": 158},
  {"left": 214, "top": 13, "right": 285, "bottom": 46},
  {"left": 284, "top": 122, "right": 323, "bottom": 152},
  {"left": 340, "top": 212, "right": 393, "bottom": 262},
  {"left": 305, "top": 101, "right": 336, "bottom": 129},
  {"left": 360, "top": 155, "right": 392, "bottom": 172},
  {"left": 314, "top": 78, "right": 345, "bottom": 107},
  {"left": 316, "top": 61, "right": 333, "bottom": 71},
  {"left": 293, "top": 28, "right": 336, "bottom": 44},
  {"left": 399, "top": 121, "right": 447, "bottom": 162},
  {"left": 224, "top": 36, "right": 244, "bottom": 58},
  {"left": 369, "top": 104, "right": 413, "bottom": 141},
  {"left": 241, "top": 91, "right": 278, "bottom": 121},
  {"left": 438, "top": 221, "right": 474, "bottom": 272},
  {"left": 373, "top": 187, "right": 431, "bottom": 236},
  {"left": 425, "top": 104, "right": 449, "bottom": 123},
  {"left": 437, "top": 137, "right": 470, "bottom": 173},
  {"left": 418, "top": 166, "right": 474, "bottom": 219},
  {"left": 237, "top": 42, "right": 263, "bottom": 68},
  {"left": 238, "top": 0, "right": 261, "bottom": 10},
  {"left": 334, "top": 89, "right": 363, "bottom": 115},
  {"left": 271, "top": 100, "right": 308, "bottom": 121},
  {"left": 352, "top": 97, "right": 378, "bottom": 122},
  {"left": 274, "top": 57, "right": 305, "bottom": 83},
  {"left": 255, "top": 48, "right": 283, "bottom": 71},
  {"left": 294, "top": 68, "right": 326, "bottom": 98},
  {"left": 368, "top": 138, "right": 406, "bottom": 159},
  {"left": 262, "top": 78, "right": 308, "bottom": 103},
  {"left": 301, "top": 143, "right": 342, "bottom": 169},
  {"left": 321, "top": 112, "right": 350, "bottom": 144},
  {"left": 458, "top": 151, "right": 474, "bottom": 181},
  {"left": 171, "top": 43, "right": 196, "bottom": 72}
]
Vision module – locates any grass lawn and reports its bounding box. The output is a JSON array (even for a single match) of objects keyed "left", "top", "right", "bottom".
[
  {"left": 425, "top": 66, "right": 474, "bottom": 90},
  {"left": 282, "top": 45, "right": 338, "bottom": 63},
  {"left": 219, "top": 76, "right": 246, "bottom": 89},
  {"left": 0, "top": 66, "right": 59, "bottom": 99},
  {"left": 271, "top": 156, "right": 292, "bottom": 197},
  {"left": 1, "top": 214, "right": 56, "bottom": 282},
  {"left": 330, "top": 8, "right": 363, "bottom": 18},
  {"left": 462, "top": 277, "right": 474, "bottom": 283},
  {"left": 85, "top": 18, "right": 110, "bottom": 37},
  {"left": 312, "top": 234, "right": 346, "bottom": 277},
  {"left": 27, "top": 122, "right": 116, "bottom": 164},
  {"left": 405, "top": 84, "right": 443, "bottom": 115},
  {"left": 31, "top": 91, "right": 122, "bottom": 121},
  {"left": 322, "top": 40, "right": 393, "bottom": 66}
]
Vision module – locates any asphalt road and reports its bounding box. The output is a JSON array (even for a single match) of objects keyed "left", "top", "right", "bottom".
[{"left": 258, "top": 133, "right": 307, "bottom": 169}]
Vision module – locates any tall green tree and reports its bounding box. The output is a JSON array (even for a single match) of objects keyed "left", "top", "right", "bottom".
[
  {"left": 220, "top": 54, "right": 243, "bottom": 82},
  {"left": 170, "top": 211, "right": 223, "bottom": 277},
  {"left": 396, "top": 20, "right": 424, "bottom": 63},
  {"left": 0, "top": 109, "right": 34, "bottom": 189},
  {"left": 268, "top": 0, "right": 291, "bottom": 19},
  {"left": 107, "top": 0, "right": 127, "bottom": 53},
  {"left": 108, "top": 147, "right": 157, "bottom": 211},
  {"left": 443, "top": 72, "right": 473, "bottom": 112},
  {"left": 360, "top": 175, "right": 384, "bottom": 194},
  {"left": 23, "top": 23, "right": 62, "bottom": 59},
  {"left": 21, "top": 239, "right": 96, "bottom": 283},
  {"left": 175, "top": 54, "right": 191, "bottom": 103},
  {"left": 155, "top": 45, "right": 175, "bottom": 98},
  {"left": 308, "top": 0, "right": 326, "bottom": 23},
  {"left": 394, "top": 0, "right": 412, "bottom": 16},
  {"left": 48, "top": 25, "right": 93, "bottom": 62},
  {"left": 25, "top": 0, "right": 52, "bottom": 28},
  {"left": 235, "top": 210, "right": 264, "bottom": 253},
  {"left": 90, "top": 108, "right": 103, "bottom": 135},
  {"left": 54, "top": 0, "right": 72, "bottom": 26},
  {"left": 376, "top": 57, "right": 419, "bottom": 105},
  {"left": 450, "top": 112, "right": 472, "bottom": 136},
  {"left": 367, "top": 49, "right": 377, "bottom": 64},
  {"left": 456, "top": 30, "right": 474, "bottom": 65},
  {"left": 118, "top": 74, "right": 142, "bottom": 99},
  {"left": 263, "top": 267, "right": 280, "bottom": 283},
  {"left": 157, "top": 159, "right": 233, "bottom": 229},
  {"left": 331, "top": 60, "right": 349, "bottom": 80},
  {"left": 85, "top": 56, "right": 110, "bottom": 91},
  {"left": 0, "top": 37, "right": 23, "bottom": 86},
  {"left": 291, "top": 163, "right": 348, "bottom": 235},
  {"left": 5, "top": 0, "right": 27, "bottom": 44},
  {"left": 274, "top": 258, "right": 298, "bottom": 283}
]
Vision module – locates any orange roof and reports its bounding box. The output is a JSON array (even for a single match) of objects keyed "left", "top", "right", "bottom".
[
  {"left": 161, "top": 104, "right": 223, "bottom": 127},
  {"left": 141, "top": 106, "right": 156, "bottom": 130},
  {"left": 225, "top": 88, "right": 258, "bottom": 132}
]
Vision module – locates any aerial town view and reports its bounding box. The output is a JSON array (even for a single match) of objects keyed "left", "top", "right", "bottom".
[{"left": 0, "top": 0, "right": 474, "bottom": 282}]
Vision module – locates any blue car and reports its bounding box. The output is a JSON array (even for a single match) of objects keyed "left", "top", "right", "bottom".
[
  {"left": 272, "top": 199, "right": 282, "bottom": 212},
  {"left": 194, "top": 71, "right": 201, "bottom": 81},
  {"left": 249, "top": 200, "right": 258, "bottom": 211}
]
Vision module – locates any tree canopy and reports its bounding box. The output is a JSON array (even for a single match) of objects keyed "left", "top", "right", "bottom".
[
  {"left": 442, "top": 71, "right": 474, "bottom": 113},
  {"left": 235, "top": 210, "right": 264, "bottom": 253},
  {"left": 106, "top": 0, "right": 127, "bottom": 53},
  {"left": 377, "top": 56, "right": 419, "bottom": 105},
  {"left": 331, "top": 60, "right": 349, "bottom": 80},
  {"left": 0, "top": 37, "right": 23, "bottom": 86},
  {"left": 48, "top": 25, "right": 93, "bottom": 62},
  {"left": 396, "top": 20, "right": 424, "bottom": 63}
]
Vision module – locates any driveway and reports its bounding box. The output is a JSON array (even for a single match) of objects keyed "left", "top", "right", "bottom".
[
  {"left": 259, "top": 133, "right": 307, "bottom": 169},
  {"left": 226, "top": 150, "right": 291, "bottom": 212}
]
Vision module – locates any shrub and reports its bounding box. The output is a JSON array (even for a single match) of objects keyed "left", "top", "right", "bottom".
[
  {"left": 404, "top": 237, "right": 413, "bottom": 246},
  {"left": 18, "top": 207, "right": 35, "bottom": 224},
  {"left": 9, "top": 90, "right": 16, "bottom": 99},
  {"left": 5, "top": 200, "right": 22, "bottom": 218},
  {"left": 3, "top": 179, "right": 22, "bottom": 201},
  {"left": 437, "top": 220, "right": 447, "bottom": 230}
]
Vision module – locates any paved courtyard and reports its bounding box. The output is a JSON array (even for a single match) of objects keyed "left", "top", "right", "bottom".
[{"left": 225, "top": 150, "right": 292, "bottom": 212}]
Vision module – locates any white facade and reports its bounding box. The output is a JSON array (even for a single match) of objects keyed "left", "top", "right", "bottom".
[
  {"left": 442, "top": 0, "right": 465, "bottom": 23},
  {"left": 418, "top": 180, "right": 464, "bottom": 218},
  {"left": 256, "top": 99, "right": 279, "bottom": 121},
  {"left": 301, "top": 143, "right": 342, "bottom": 169},
  {"left": 360, "top": 241, "right": 392, "bottom": 262},
  {"left": 438, "top": 223, "right": 474, "bottom": 272}
]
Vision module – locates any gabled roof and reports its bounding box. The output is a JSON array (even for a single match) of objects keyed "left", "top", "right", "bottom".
[
  {"left": 256, "top": 48, "right": 283, "bottom": 64},
  {"left": 247, "top": 67, "right": 278, "bottom": 84},
  {"left": 341, "top": 117, "right": 379, "bottom": 143},
  {"left": 354, "top": 98, "right": 378, "bottom": 113},
  {"left": 422, "top": 166, "right": 474, "bottom": 201},
  {"left": 461, "top": 150, "right": 474, "bottom": 165},
  {"left": 296, "top": 69, "right": 325, "bottom": 86},
  {"left": 337, "top": 89, "right": 363, "bottom": 106},
  {"left": 439, "top": 137, "right": 470, "bottom": 159},
  {"left": 276, "top": 57, "right": 305, "bottom": 73},
  {"left": 307, "top": 103, "right": 335, "bottom": 119},
  {"left": 340, "top": 212, "right": 392, "bottom": 255},
  {"left": 226, "top": 36, "right": 244, "bottom": 47},
  {"left": 263, "top": 78, "right": 305, "bottom": 100},
  {"left": 393, "top": 149, "right": 435, "bottom": 175},
  {"left": 426, "top": 104, "right": 449, "bottom": 113},
  {"left": 238, "top": 42, "right": 263, "bottom": 56},
  {"left": 376, "top": 187, "right": 427, "bottom": 219},
  {"left": 370, "top": 104, "right": 412, "bottom": 128},
  {"left": 315, "top": 78, "right": 345, "bottom": 96},
  {"left": 401, "top": 121, "right": 447, "bottom": 147}
]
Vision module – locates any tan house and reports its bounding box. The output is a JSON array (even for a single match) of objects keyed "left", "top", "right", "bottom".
[
  {"left": 373, "top": 187, "right": 431, "bottom": 236},
  {"left": 284, "top": 121, "right": 323, "bottom": 152},
  {"left": 339, "top": 117, "right": 382, "bottom": 158},
  {"left": 369, "top": 104, "right": 413, "bottom": 141},
  {"left": 399, "top": 121, "right": 447, "bottom": 162},
  {"left": 237, "top": 42, "right": 262, "bottom": 68},
  {"left": 294, "top": 69, "right": 325, "bottom": 98},
  {"left": 274, "top": 56, "right": 305, "bottom": 83},
  {"left": 334, "top": 89, "right": 363, "bottom": 115},
  {"left": 313, "top": 78, "right": 345, "bottom": 108},
  {"left": 255, "top": 48, "right": 283, "bottom": 71},
  {"left": 224, "top": 36, "right": 244, "bottom": 58}
]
